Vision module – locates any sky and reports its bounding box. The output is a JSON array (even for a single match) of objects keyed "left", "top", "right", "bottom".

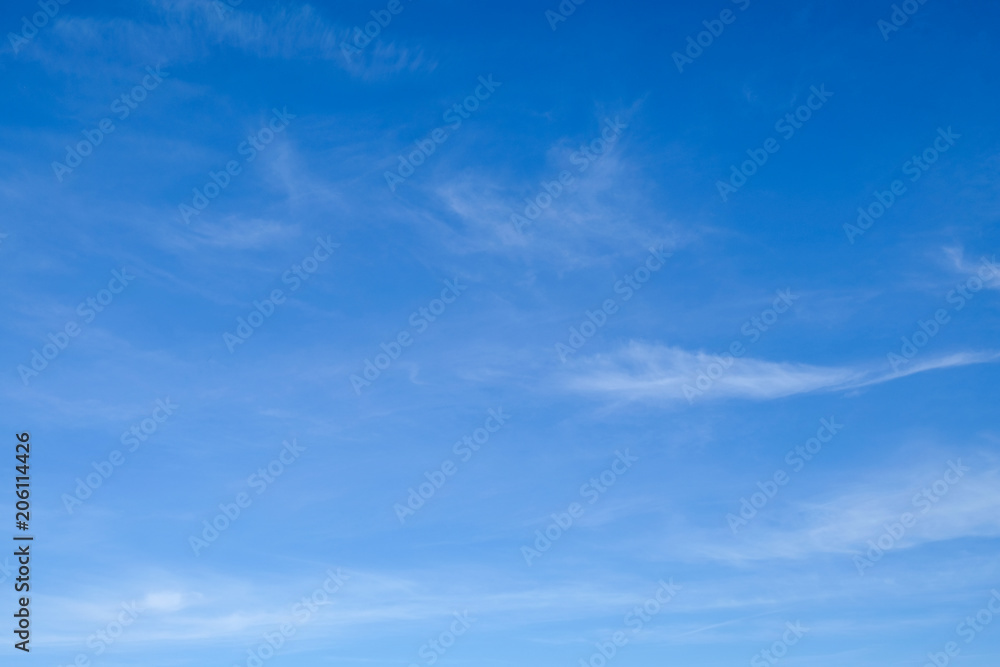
[{"left": 1, "top": 0, "right": 1000, "bottom": 665}]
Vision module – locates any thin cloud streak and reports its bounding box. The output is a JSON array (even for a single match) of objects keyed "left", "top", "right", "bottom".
[{"left": 562, "top": 342, "right": 1000, "bottom": 402}]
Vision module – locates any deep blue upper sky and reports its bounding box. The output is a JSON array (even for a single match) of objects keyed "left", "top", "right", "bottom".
[{"left": 2, "top": 0, "right": 1000, "bottom": 665}]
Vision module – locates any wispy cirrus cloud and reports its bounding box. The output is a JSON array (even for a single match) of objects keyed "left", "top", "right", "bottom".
[
  {"left": 561, "top": 341, "right": 999, "bottom": 403},
  {"left": 682, "top": 462, "right": 1000, "bottom": 564},
  {"left": 944, "top": 246, "right": 1000, "bottom": 290},
  {"left": 419, "top": 106, "right": 693, "bottom": 269},
  {"left": 12, "top": 0, "right": 434, "bottom": 79}
]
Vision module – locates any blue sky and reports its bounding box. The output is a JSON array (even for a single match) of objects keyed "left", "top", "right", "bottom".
[{"left": 2, "top": 0, "right": 1000, "bottom": 665}]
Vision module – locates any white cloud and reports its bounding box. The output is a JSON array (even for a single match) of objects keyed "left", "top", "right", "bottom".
[
  {"left": 944, "top": 246, "right": 1000, "bottom": 290},
  {"left": 17, "top": 0, "right": 433, "bottom": 79},
  {"left": 561, "top": 341, "right": 999, "bottom": 403},
  {"left": 687, "top": 463, "right": 1000, "bottom": 564}
]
